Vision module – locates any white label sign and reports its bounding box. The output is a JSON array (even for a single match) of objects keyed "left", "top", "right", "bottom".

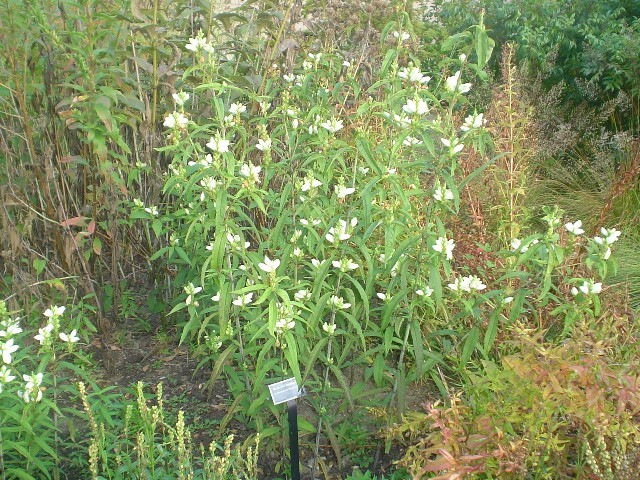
[{"left": 268, "top": 378, "right": 300, "bottom": 405}]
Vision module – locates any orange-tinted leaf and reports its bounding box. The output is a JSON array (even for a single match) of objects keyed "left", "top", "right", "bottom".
[{"left": 60, "top": 216, "right": 87, "bottom": 227}]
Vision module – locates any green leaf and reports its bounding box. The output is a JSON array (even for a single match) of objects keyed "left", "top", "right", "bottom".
[
  {"left": 207, "top": 344, "right": 238, "bottom": 391},
  {"left": 284, "top": 331, "right": 301, "bottom": 384},
  {"left": 461, "top": 326, "right": 480, "bottom": 364},
  {"left": 380, "top": 48, "right": 397, "bottom": 78},
  {"left": 329, "top": 364, "right": 355, "bottom": 411},
  {"left": 373, "top": 352, "right": 385, "bottom": 387},
  {"left": 409, "top": 320, "right": 424, "bottom": 378},
  {"left": 302, "top": 337, "right": 327, "bottom": 384},
  {"left": 483, "top": 309, "right": 500, "bottom": 353}
]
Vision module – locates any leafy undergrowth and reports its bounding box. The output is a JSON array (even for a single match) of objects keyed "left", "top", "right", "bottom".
[{"left": 1, "top": 0, "right": 639, "bottom": 479}]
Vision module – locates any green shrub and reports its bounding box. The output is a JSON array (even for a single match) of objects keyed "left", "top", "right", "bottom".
[
  {"left": 387, "top": 322, "right": 640, "bottom": 479},
  {"left": 433, "top": 0, "right": 640, "bottom": 107}
]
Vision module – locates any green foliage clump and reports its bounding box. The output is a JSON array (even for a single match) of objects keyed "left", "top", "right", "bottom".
[
  {"left": 434, "top": 0, "right": 640, "bottom": 106},
  {"left": 78, "top": 381, "right": 259, "bottom": 479},
  {"left": 387, "top": 322, "right": 640, "bottom": 479}
]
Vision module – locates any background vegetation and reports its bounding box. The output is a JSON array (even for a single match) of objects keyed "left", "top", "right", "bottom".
[{"left": 0, "top": 0, "right": 638, "bottom": 478}]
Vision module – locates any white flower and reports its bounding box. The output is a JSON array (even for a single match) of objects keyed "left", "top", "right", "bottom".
[
  {"left": 239, "top": 163, "right": 262, "bottom": 184},
  {"left": 34, "top": 323, "right": 54, "bottom": 345},
  {"left": 335, "top": 185, "right": 355, "bottom": 199},
  {"left": 275, "top": 317, "right": 295, "bottom": 334},
  {"left": 0, "top": 320, "right": 22, "bottom": 338},
  {"left": 300, "top": 218, "right": 321, "bottom": 227},
  {"left": 459, "top": 53, "right": 467, "bottom": 62},
  {"left": 172, "top": 92, "right": 190, "bottom": 106},
  {"left": 448, "top": 275, "right": 486, "bottom": 293},
  {"left": 200, "top": 177, "right": 218, "bottom": 191},
  {"left": 460, "top": 112, "right": 485, "bottom": 131},
  {"left": 397, "top": 66, "right": 430, "bottom": 85},
  {"left": 469, "top": 276, "right": 487, "bottom": 291},
  {"left": 290, "top": 230, "right": 302, "bottom": 242},
  {"left": 185, "top": 36, "right": 214, "bottom": 54},
  {"left": 292, "top": 247, "right": 303, "bottom": 258},
  {"left": 322, "top": 322, "right": 336, "bottom": 335},
  {"left": 259, "top": 101, "right": 271, "bottom": 114},
  {"left": 184, "top": 283, "right": 203, "bottom": 306},
  {"left": 206, "top": 136, "right": 231, "bottom": 153},
  {"left": 1, "top": 339, "right": 19, "bottom": 364},
  {"left": 228, "top": 102, "right": 246, "bottom": 115},
  {"left": 512, "top": 238, "right": 539, "bottom": 253},
  {"left": 301, "top": 175, "right": 322, "bottom": 192},
  {"left": 445, "top": 71, "right": 472, "bottom": 94},
  {"left": 211, "top": 293, "right": 220, "bottom": 302},
  {"left": 402, "top": 98, "right": 429, "bottom": 115},
  {"left": 226, "top": 233, "right": 250, "bottom": 251},
  {"left": 565, "top": 220, "right": 585, "bottom": 235},
  {"left": 59, "top": 329, "right": 79, "bottom": 343},
  {"left": 441, "top": 137, "right": 464, "bottom": 154},
  {"left": 232, "top": 292, "right": 253, "bottom": 307},
  {"left": 326, "top": 218, "right": 357, "bottom": 244},
  {"left": 433, "top": 184, "right": 454, "bottom": 202},
  {"left": 603, "top": 247, "right": 612, "bottom": 260},
  {"left": 0, "top": 365, "right": 15, "bottom": 385},
  {"left": 576, "top": 279, "right": 602, "bottom": 295},
  {"left": 415, "top": 286, "right": 434, "bottom": 297},
  {"left": 403, "top": 136, "right": 422, "bottom": 146},
  {"left": 392, "top": 31, "right": 410, "bottom": 41},
  {"left": 328, "top": 295, "right": 351, "bottom": 310},
  {"left": 376, "top": 292, "right": 387, "bottom": 301},
  {"left": 185, "top": 37, "right": 200, "bottom": 52},
  {"left": 283, "top": 73, "right": 295, "bottom": 82},
  {"left": 44, "top": 306, "right": 65, "bottom": 319},
  {"left": 144, "top": 205, "right": 159, "bottom": 216},
  {"left": 332, "top": 258, "right": 359, "bottom": 272},
  {"left": 294, "top": 289, "right": 311, "bottom": 301},
  {"left": 21, "top": 372, "right": 44, "bottom": 403},
  {"left": 163, "top": 112, "right": 188, "bottom": 129},
  {"left": 395, "top": 114, "right": 412, "bottom": 128},
  {"left": 320, "top": 117, "right": 344, "bottom": 133},
  {"left": 258, "top": 256, "right": 280, "bottom": 274},
  {"left": 598, "top": 227, "right": 621, "bottom": 245},
  {"left": 256, "top": 138, "right": 272, "bottom": 152},
  {"left": 433, "top": 236, "right": 455, "bottom": 260},
  {"left": 311, "top": 258, "right": 323, "bottom": 269}
]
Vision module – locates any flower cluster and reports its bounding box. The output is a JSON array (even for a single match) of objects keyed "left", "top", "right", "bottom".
[
  {"left": 274, "top": 304, "right": 296, "bottom": 337},
  {"left": 571, "top": 279, "right": 602, "bottom": 296},
  {"left": 328, "top": 295, "right": 351, "bottom": 310},
  {"left": 239, "top": 162, "right": 262, "bottom": 186},
  {"left": 19, "top": 372, "right": 44, "bottom": 403},
  {"left": 448, "top": 275, "right": 487, "bottom": 293},
  {"left": 185, "top": 33, "right": 214, "bottom": 54},
  {"left": 326, "top": 218, "right": 357, "bottom": 244},
  {"left": 184, "top": 283, "right": 202, "bottom": 307},
  {"left": 163, "top": 112, "right": 188, "bottom": 130},
  {"left": 445, "top": 71, "right": 472, "bottom": 94},
  {"left": 397, "top": 65, "right": 430, "bottom": 85},
  {"left": 207, "top": 135, "right": 231, "bottom": 154},
  {"left": 460, "top": 112, "right": 485, "bottom": 131},
  {"left": 433, "top": 236, "right": 455, "bottom": 260}
]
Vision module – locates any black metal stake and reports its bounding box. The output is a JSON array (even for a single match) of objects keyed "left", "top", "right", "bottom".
[{"left": 287, "top": 399, "right": 300, "bottom": 480}]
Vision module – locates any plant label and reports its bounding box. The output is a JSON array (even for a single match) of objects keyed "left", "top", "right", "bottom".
[{"left": 268, "top": 378, "right": 300, "bottom": 405}]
